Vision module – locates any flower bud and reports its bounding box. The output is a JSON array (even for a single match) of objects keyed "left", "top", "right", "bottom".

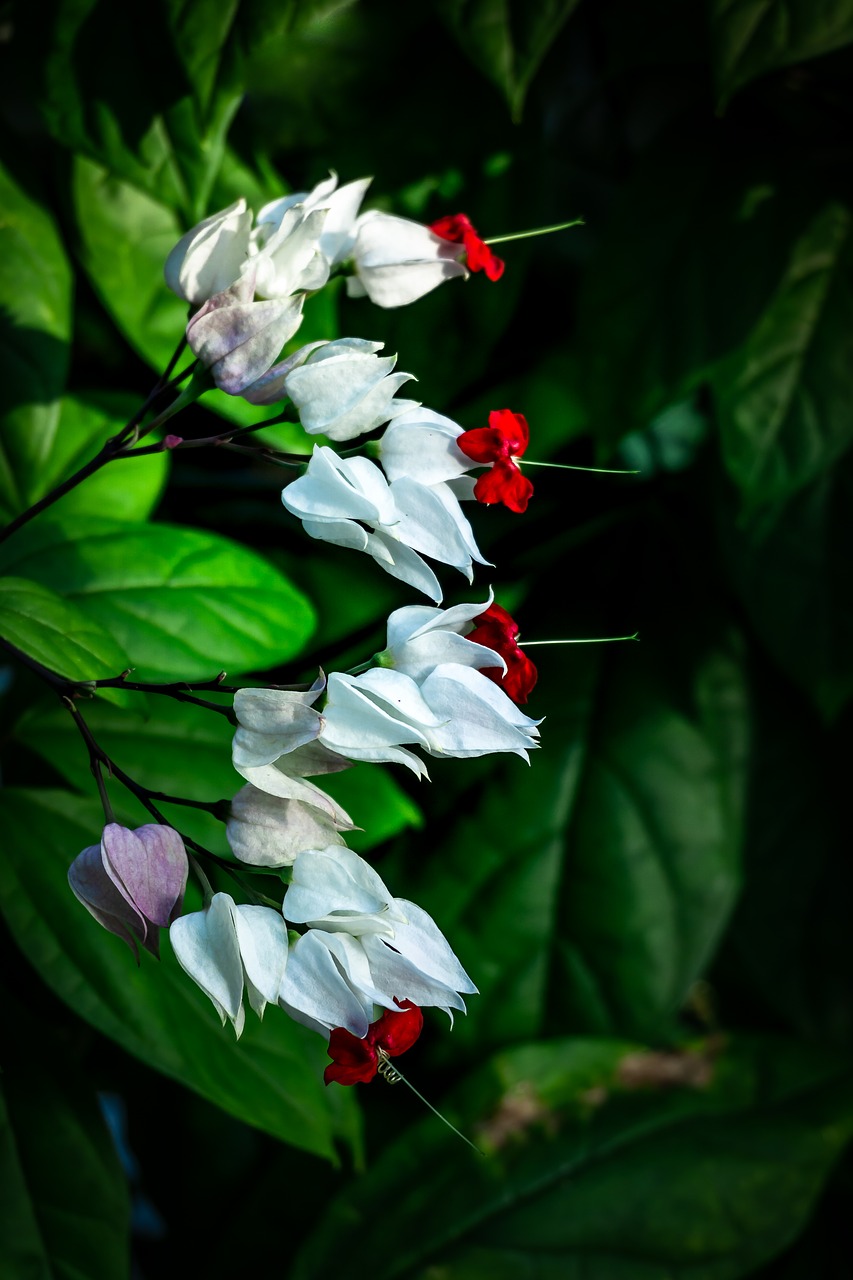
[
  {"left": 186, "top": 274, "right": 305, "bottom": 396},
  {"left": 164, "top": 199, "right": 253, "bottom": 305}
]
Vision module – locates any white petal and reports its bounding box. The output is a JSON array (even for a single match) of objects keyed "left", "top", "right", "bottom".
[
  {"left": 279, "top": 930, "right": 373, "bottom": 1035},
  {"left": 386, "top": 899, "right": 478, "bottom": 994},
  {"left": 284, "top": 847, "right": 393, "bottom": 929},
  {"left": 170, "top": 894, "right": 245, "bottom": 1033},
  {"left": 363, "top": 531, "right": 442, "bottom": 602},
  {"left": 380, "top": 408, "right": 473, "bottom": 485},
  {"left": 233, "top": 904, "right": 289, "bottom": 1016},
  {"left": 361, "top": 933, "right": 466, "bottom": 1016},
  {"left": 227, "top": 786, "right": 349, "bottom": 867}
]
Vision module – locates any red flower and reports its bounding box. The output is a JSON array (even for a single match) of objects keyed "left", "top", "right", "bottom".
[
  {"left": 324, "top": 1001, "right": 424, "bottom": 1086},
  {"left": 457, "top": 409, "right": 534, "bottom": 514},
  {"left": 467, "top": 603, "right": 538, "bottom": 705},
  {"left": 429, "top": 213, "right": 505, "bottom": 282}
]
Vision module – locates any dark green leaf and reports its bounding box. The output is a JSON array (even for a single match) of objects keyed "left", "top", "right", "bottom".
[
  {"left": 0, "top": 787, "right": 358, "bottom": 1162},
  {"left": 0, "top": 516, "right": 317, "bottom": 681},
  {"left": 402, "top": 642, "right": 747, "bottom": 1051},
  {"left": 322, "top": 763, "right": 423, "bottom": 854},
  {"left": 0, "top": 158, "right": 73, "bottom": 521},
  {"left": 0, "top": 576, "right": 129, "bottom": 683},
  {"left": 0, "top": 1065, "right": 130, "bottom": 1280},
  {"left": 710, "top": 0, "right": 853, "bottom": 107},
  {"left": 0, "top": 392, "right": 169, "bottom": 525},
  {"left": 292, "top": 1035, "right": 853, "bottom": 1280},
  {"left": 435, "top": 0, "right": 583, "bottom": 120},
  {"left": 713, "top": 203, "right": 853, "bottom": 507}
]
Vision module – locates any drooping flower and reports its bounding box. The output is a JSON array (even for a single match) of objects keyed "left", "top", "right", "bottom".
[
  {"left": 257, "top": 171, "right": 372, "bottom": 267},
  {"left": 347, "top": 211, "right": 468, "bottom": 308},
  {"left": 457, "top": 409, "right": 534, "bottom": 513},
  {"left": 281, "top": 445, "right": 489, "bottom": 601},
  {"left": 374, "top": 595, "right": 507, "bottom": 683},
  {"left": 68, "top": 823, "right": 188, "bottom": 960},
  {"left": 170, "top": 892, "right": 288, "bottom": 1037},
  {"left": 279, "top": 847, "right": 476, "bottom": 1037},
  {"left": 429, "top": 212, "right": 505, "bottom": 282},
  {"left": 185, "top": 273, "right": 305, "bottom": 395},
  {"left": 164, "top": 199, "right": 253, "bottom": 305},
  {"left": 272, "top": 338, "right": 417, "bottom": 440},
  {"left": 466, "top": 602, "right": 538, "bottom": 704},
  {"left": 226, "top": 782, "right": 355, "bottom": 868},
  {"left": 325, "top": 1000, "right": 423, "bottom": 1085}
]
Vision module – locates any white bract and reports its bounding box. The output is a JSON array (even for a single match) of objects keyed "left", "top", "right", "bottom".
[
  {"left": 348, "top": 211, "right": 468, "bottom": 307},
  {"left": 279, "top": 847, "right": 476, "bottom": 1036},
  {"left": 164, "top": 199, "right": 253, "bottom": 305},
  {"left": 375, "top": 594, "right": 504, "bottom": 683},
  {"left": 250, "top": 204, "right": 331, "bottom": 300},
  {"left": 170, "top": 893, "right": 289, "bottom": 1037},
  {"left": 257, "top": 171, "right": 372, "bottom": 267},
  {"left": 280, "top": 338, "right": 418, "bottom": 441},
  {"left": 226, "top": 783, "right": 354, "bottom": 868},
  {"left": 186, "top": 274, "right": 305, "bottom": 395},
  {"left": 281, "top": 445, "right": 488, "bottom": 601},
  {"left": 379, "top": 406, "right": 474, "bottom": 486}
]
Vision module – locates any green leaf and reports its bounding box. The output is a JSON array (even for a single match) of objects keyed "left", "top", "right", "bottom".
[
  {"left": 713, "top": 203, "right": 853, "bottom": 507},
  {"left": 710, "top": 0, "right": 853, "bottom": 108},
  {"left": 292, "top": 1035, "right": 853, "bottom": 1280},
  {"left": 0, "top": 391, "right": 169, "bottom": 525},
  {"left": 73, "top": 157, "right": 188, "bottom": 374},
  {"left": 0, "top": 516, "right": 317, "bottom": 681},
  {"left": 323, "top": 763, "right": 423, "bottom": 854},
  {"left": 14, "top": 697, "right": 237, "bottom": 856},
  {"left": 0, "top": 787, "right": 358, "bottom": 1162},
  {"left": 41, "top": 0, "right": 240, "bottom": 220},
  {"left": 0, "top": 576, "right": 129, "bottom": 683},
  {"left": 0, "top": 158, "right": 73, "bottom": 521},
  {"left": 719, "top": 448, "right": 853, "bottom": 717},
  {"left": 435, "top": 0, "right": 582, "bottom": 120},
  {"left": 402, "top": 642, "right": 747, "bottom": 1051},
  {"left": 578, "top": 142, "right": 815, "bottom": 447},
  {"left": 0, "top": 1065, "right": 130, "bottom": 1280}
]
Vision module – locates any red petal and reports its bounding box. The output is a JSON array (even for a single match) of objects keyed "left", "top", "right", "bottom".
[
  {"left": 463, "top": 231, "right": 505, "bottom": 281},
  {"left": 473, "top": 603, "right": 520, "bottom": 643},
  {"left": 457, "top": 426, "right": 508, "bottom": 465},
  {"left": 429, "top": 213, "right": 475, "bottom": 244},
  {"left": 473, "top": 461, "right": 534, "bottom": 513},
  {"left": 324, "top": 1027, "right": 378, "bottom": 1086},
  {"left": 488, "top": 409, "right": 529, "bottom": 458},
  {"left": 373, "top": 1001, "right": 424, "bottom": 1057},
  {"left": 468, "top": 607, "right": 538, "bottom": 705}
]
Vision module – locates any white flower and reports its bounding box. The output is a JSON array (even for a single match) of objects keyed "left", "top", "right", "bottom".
[
  {"left": 276, "top": 338, "right": 417, "bottom": 440},
  {"left": 186, "top": 273, "right": 304, "bottom": 395},
  {"left": 164, "top": 199, "right": 253, "bottom": 305},
  {"left": 170, "top": 893, "right": 288, "bottom": 1037},
  {"left": 281, "top": 445, "right": 488, "bottom": 601},
  {"left": 257, "top": 171, "right": 372, "bottom": 267},
  {"left": 374, "top": 594, "right": 505, "bottom": 683},
  {"left": 226, "top": 783, "right": 354, "bottom": 868},
  {"left": 379, "top": 406, "right": 474, "bottom": 486},
  {"left": 278, "top": 847, "right": 476, "bottom": 1035},
  {"left": 249, "top": 204, "right": 331, "bottom": 300},
  {"left": 348, "top": 211, "right": 468, "bottom": 307}
]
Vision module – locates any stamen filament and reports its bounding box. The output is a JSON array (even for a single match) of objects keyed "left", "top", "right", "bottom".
[
  {"left": 521, "top": 460, "right": 639, "bottom": 475},
  {"left": 377, "top": 1051, "right": 482, "bottom": 1155},
  {"left": 519, "top": 634, "right": 639, "bottom": 646},
  {"left": 484, "top": 218, "right": 584, "bottom": 245}
]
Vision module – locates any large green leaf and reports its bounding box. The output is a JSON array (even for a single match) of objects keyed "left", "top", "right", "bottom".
[
  {"left": 0, "top": 1064, "right": 130, "bottom": 1280},
  {"left": 710, "top": 0, "right": 853, "bottom": 107},
  {"left": 713, "top": 202, "right": 853, "bottom": 508},
  {"left": 718, "top": 448, "right": 853, "bottom": 717},
  {"left": 292, "top": 1035, "right": 853, "bottom": 1279},
  {"left": 0, "top": 516, "right": 317, "bottom": 681},
  {"left": 401, "top": 641, "right": 747, "bottom": 1053},
  {"left": 578, "top": 141, "right": 815, "bottom": 447},
  {"left": 0, "top": 787, "right": 358, "bottom": 1162},
  {"left": 0, "top": 392, "right": 170, "bottom": 525},
  {"left": 0, "top": 158, "right": 73, "bottom": 522},
  {"left": 0, "top": 576, "right": 129, "bottom": 683},
  {"left": 435, "top": 0, "right": 582, "bottom": 120}
]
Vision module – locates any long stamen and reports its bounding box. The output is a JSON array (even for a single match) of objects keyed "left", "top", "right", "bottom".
[
  {"left": 519, "top": 634, "right": 639, "bottom": 646},
  {"left": 484, "top": 218, "right": 584, "bottom": 245},
  {"left": 520, "top": 460, "right": 639, "bottom": 475},
  {"left": 376, "top": 1050, "right": 482, "bottom": 1155}
]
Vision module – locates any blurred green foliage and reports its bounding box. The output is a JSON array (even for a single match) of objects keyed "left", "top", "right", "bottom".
[{"left": 1, "top": 0, "right": 852, "bottom": 1276}]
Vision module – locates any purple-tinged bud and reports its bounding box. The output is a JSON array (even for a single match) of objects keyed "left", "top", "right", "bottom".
[
  {"left": 186, "top": 273, "right": 305, "bottom": 396},
  {"left": 163, "top": 434, "right": 183, "bottom": 449},
  {"left": 68, "top": 823, "right": 189, "bottom": 961}
]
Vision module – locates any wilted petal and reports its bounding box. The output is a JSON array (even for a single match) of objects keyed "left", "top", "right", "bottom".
[
  {"left": 226, "top": 785, "right": 350, "bottom": 867},
  {"left": 68, "top": 844, "right": 148, "bottom": 959},
  {"left": 101, "top": 823, "right": 188, "bottom": 930},
  {"left": 187, "top": 283, "right": 305, "bottom": 395}
]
